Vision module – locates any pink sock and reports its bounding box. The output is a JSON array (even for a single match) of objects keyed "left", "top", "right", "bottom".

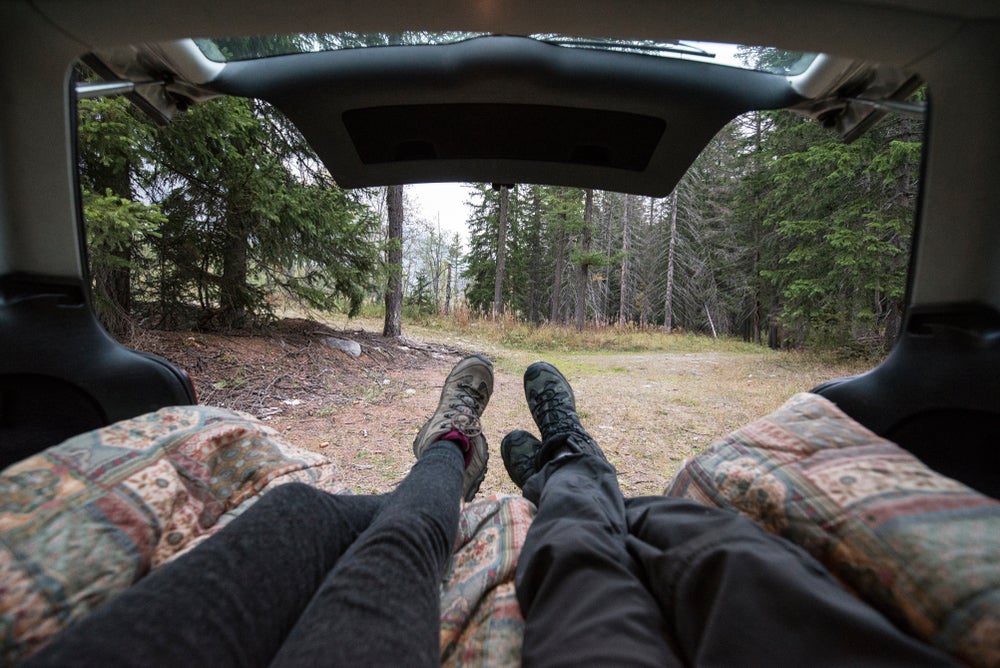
[{"left": 437, "top": 429, "right": 472, "bottom": 467}]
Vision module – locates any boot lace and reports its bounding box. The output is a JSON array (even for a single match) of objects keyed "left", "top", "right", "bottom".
[
  {"left": 532, "top": 385, "right": 585, "bottom": 437},
  {"left": 444, "top": 381, "right": 487, "bottom": 436}
]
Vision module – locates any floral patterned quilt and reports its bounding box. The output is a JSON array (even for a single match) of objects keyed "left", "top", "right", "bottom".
[{"left": 0, "top": 406, "right": 531, "bottom": 665}]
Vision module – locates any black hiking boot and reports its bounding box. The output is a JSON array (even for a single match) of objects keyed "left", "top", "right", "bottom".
[
  {"left": 413, "top": 354, "right": 493, "bottom": 501},
  {"left": 523, "top": 361, "right": 607, "bottom": 464},
  {"left": 501, "top": 429, "right": 543, "bottom": 489}
]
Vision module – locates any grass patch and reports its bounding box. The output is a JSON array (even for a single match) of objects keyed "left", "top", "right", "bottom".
[
  {"left": 267, "top": 301, "right": 886, "bottom": 497},
  {"left": 498, "top": 324, "right": 759, "bottom": 354},
  {"left": 407, "top": 314, "right": 767, "bottom": 356}
]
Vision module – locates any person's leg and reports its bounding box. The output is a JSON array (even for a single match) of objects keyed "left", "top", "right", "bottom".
[
  {"left": 24, "top": 483, "right": 384, "bottom": 668},
  {"left": 270, "top": 441, "right": 464, "bottom": 666},
  {"left": 517, "top": 455, "right": 680, "bottom": 667},
  {"left": 503, "top": 362, "right": 679, "bottom": 667},
  {"left": 625, "top": 496, "right": 959, "bottom": 667},
  {"left": 271, "top": 353, "right": 494, "bottom": 667},
  {"left": 29, "top": 354, "right": 495, "bottom": 668}
]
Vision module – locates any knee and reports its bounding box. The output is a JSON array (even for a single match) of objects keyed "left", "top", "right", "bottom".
[
  {"left": 526, "top": 519, "right": 629, "bottom": 571},
  {"left": 258, "top": 481, "right": 330, "bottom": 511},
  {"left": 627, "top": 496, "right": 758, "bottom": 548}
]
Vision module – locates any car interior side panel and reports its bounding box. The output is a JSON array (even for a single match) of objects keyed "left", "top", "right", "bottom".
[{"left": 0, "top": 276, "right": 196, "bottom": 468}]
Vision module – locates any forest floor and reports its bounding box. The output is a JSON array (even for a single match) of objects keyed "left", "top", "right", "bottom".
[{"left": 136, "top": 317, "right": 870, "bottom": 497}]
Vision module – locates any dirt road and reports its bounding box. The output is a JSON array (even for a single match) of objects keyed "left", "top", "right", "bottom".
[{"left": 141, "top": 320, "right": 867, "bottom": 496}]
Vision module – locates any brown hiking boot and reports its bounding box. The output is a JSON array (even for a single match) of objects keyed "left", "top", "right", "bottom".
[{"left": 413, "top": 354, "right": 493, "bottom": 501}]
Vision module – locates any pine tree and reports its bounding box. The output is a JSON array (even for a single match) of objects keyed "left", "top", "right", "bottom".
[{"left": 148, "top": 97, "right": 380, "bottom": 328}]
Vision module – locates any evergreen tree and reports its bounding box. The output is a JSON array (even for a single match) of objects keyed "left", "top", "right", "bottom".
[
  {"left": 148, "top": 97, "right": 380, "bottom": 328},
  {"left": 463, "top": 184, "right": 502, "bottom": 313},
  {"left": 756, "top": 112, "right": 920, "bottom": 351},
  {"left": 77, "top": 94, "right": 164, "bottom": 335}
]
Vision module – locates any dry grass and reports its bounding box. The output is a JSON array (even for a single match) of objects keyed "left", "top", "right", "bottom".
[{"left": 294, "top": 312, "right": 872, "bottom": 496}]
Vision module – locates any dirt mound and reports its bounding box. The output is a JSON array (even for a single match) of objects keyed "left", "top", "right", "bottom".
[{"left": 134, "top": 318, "right": 468, "bottom": 414}]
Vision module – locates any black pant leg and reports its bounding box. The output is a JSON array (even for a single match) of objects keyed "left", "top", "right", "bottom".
[
  {"left": 517, "top": 454, "right": 680, "bottom": 667},
  {"left": 24, "top": 483, "right": 383, "bottom": 667},
  {"left": 625, "top": 496, "right": 958, "bottom": 667}
]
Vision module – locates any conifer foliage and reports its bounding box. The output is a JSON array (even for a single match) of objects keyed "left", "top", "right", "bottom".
[
  {"left": 460, "top": 107, "right": 922, "bottom": 353},
  {"left": 79, "top": 93, "right": 380, "bottom": 330}
]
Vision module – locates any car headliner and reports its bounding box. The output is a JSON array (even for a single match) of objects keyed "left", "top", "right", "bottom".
[
  {"left": 210, "top": 36, "right": 802, "bottom": 196},
  {"left": 1, "top": 0, "right": 999, "bottom": 313}
]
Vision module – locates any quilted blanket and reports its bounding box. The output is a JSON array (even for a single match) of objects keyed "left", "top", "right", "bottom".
[
  {"left": 0, "top": 406, "right": 530, "bottom": 665},
  {"left": 666, "top": 392, "right": 1000, "bottom": 667}
]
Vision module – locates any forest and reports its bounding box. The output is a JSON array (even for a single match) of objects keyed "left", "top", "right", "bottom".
[{"left": 78, "top": 59, "right": 923, "bottom": 355}]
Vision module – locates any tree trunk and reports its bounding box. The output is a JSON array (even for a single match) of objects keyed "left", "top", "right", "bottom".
[
  {"left": 383, "top": 185, "right": 404, "bottom": 337},
  {"left": 574, "top": 189, "right": 594, "bottom": 332},
  {"left": 219, "top": 216, "right": 251, "bottom": 329},
  {"left": 90, "top": 164, "right": 135, "bottom": 336},
  {"left": 527, "top": 188, "right": 543, "bottom": 324},
  {"left": 550, "top": 225, "right": 566, "bottom": 323},
  {"left": 751, "top": 111, "right": 763, "bottom": 344},
  {"left": 92, "top": 244, "right": 132, "bottom": 334},
  {"left": 444, "top": 261, "right": 452, "bottom": 315},
  {"left": 640, "top": 196, "right": 654, "bottom": 328},
  {"left": 664, "top": 190, "right": 678, "bottom": 333},
  {"left": 453, "top": 247, "right": 461, "bottom": 312},
  {"left": 618, "top": 194, "right": 633, "bottom": 327},
  {"left": 493, "top": 185, "right": 509, "bottom": 318}
]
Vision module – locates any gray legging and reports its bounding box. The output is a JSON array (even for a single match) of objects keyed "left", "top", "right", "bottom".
[{"left": 24, "top": 441, "right": 464, "bottom": 667}]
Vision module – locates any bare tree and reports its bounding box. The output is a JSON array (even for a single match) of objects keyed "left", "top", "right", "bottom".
[
  {"left": 444, "top": 261, "right": 452, "bottom": 314},
  {"left": 574, "top": 189, "right": 594, "bottom": 331},
  {"left": 618, "top": 194, "right": 634, "bottom": 327},
  {"left": 448, "top": 233, "right": 462, "bottom": 314},
  {"left": 664, "top": 189, "right": 678, "bottom": 332},
  {"left": 550, "top": 225, "right": 567, "bottom": 323},
  {"left": 383, "top": 184, "right": 404, "bottom": 337},
  {"left": 493, "top": 185, "right": 509, "bottom": 317}
]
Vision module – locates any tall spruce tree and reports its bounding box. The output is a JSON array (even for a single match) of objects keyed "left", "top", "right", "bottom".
[
  {"left": 148, "top": 97, "right": 380, "bottom": 328},
  {"left": 77, "top": 94, "right": 165, "bottom": 335}
]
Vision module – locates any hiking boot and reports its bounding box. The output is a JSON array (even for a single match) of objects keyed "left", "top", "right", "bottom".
[
  {"left": 523, "top": 361, "right": 607, "bottom": 463},
  {"left": 413, "top": 354, "right": 493, "bottom": 501},
  {"left": 501, "top": 429, "right": 543, "bottom": 489}
]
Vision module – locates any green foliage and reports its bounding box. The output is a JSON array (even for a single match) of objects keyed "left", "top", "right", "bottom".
[
  {"left": 148, "top": 97, "right": 380, "bottom": 327},
  {"left": 77, "top": 48, "right": 924, "bottom": 355},
  {"left": 457, "top": 102, "right": 922, "bottom": 355},
  {"left": 83, "top": 190, "right": 165, "bottom": 262},
  {"left": 83, "top": 189, "right": 166, "bottom": 327},
  {"left": 571, "top": 249, "right": 613, "bottom": 268},
  {"left": 462, "top": 183, "right": 503, "bottom": 312},
  {"left": 463, "top": 184, "right": 613, "bottom": 323},
  {"left": 404, "top": 271, "right": 437, "bottom": 318},
  {"left": 753, "top": 114, "right": 920, "bottom": 351},
  {"left": 77, "top": 86, "right": 381, "bottom": 331},
  {"left": 77, "top": 93, "right": 163, "bottom": 332}
]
